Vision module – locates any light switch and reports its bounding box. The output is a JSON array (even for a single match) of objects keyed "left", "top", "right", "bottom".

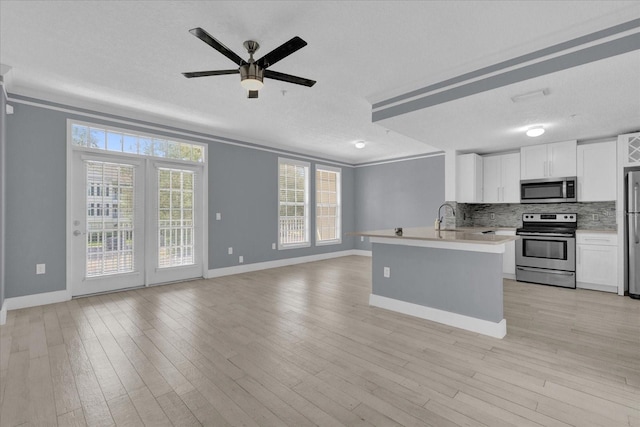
[
  {"left": 383, "top": 267, "right": 390, "bottom": 278},
  {"left": 272, "top": 243, "right": 276, "bottom": 250},
  {"left": 239, "top": 256, "right": 244, "bottom": 264},
  {"left": 228, "top": 247, "right": 233, "bottom": 255},
  {"left": 216, "top": 212, "right": 221, "bottom": 220},
  {"left": 36, "top": 264, "right": 46, "bottom": 275}
]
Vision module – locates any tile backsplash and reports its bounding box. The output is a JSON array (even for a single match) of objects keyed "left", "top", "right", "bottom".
[{"left": 451, "top": 201, "right": 617, "bottom": 230}]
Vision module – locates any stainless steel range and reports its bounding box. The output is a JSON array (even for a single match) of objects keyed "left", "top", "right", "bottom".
[{"left": 516, "top": 213, "right": 577, "bottom": 288}]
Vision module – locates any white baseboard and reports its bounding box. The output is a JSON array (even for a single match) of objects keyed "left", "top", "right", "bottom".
[
  {"left": 369, "top": 294, "right": 507, "bottom": 339},
  {"left": 351, "top": 249, "right": 372, "bottom": 257},
  {"left": 3, "top": 289, "right": 71, "bottom": 311},
  {"left": 577, "top": 281, "right": 617, "bottom": 293},
  {"left": 208, "top": 249, "right": 369, "bottom": 278},
  {"left": 503, "top": 273, "right": 516, "bottom": 280},
  {"left": 0, "top": 301, "right": 6, "bottom": 325}
]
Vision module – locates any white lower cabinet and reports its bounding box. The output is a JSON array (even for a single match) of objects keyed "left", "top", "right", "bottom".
[
  {"left": 576, "top": 232, "right": 618, "bottom": 293},
  {"left": 497, "top": 230, "right": 516, "bottom": 277}
]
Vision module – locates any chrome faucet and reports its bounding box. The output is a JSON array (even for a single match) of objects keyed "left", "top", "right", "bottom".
[{"left": 436, "top": 203, "right": 456, "bottom": 230}]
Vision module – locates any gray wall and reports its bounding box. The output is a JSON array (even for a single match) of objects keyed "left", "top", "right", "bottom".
[
  {"left": 209, "top": 142, "right": 355, "bottom": 269},
  {"left": 5, "top": 102, "right": 68, "bottom": 298},
  {"left": 4, "top": 98, "right": 355, "bottom": 299},
  {"left": 354, "top": 155, "right": 445, "bottom": 250},
  {"left": 372, "top": 242, "right": 503, "bottom": 322},
  {"left": 0, "top": 84, "right": 6, "bottom": 309}
]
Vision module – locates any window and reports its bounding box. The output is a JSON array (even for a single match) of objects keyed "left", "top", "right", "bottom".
[
  {"left": 316, "top": 165, "right": 341, "bottom": 244},
  {"left": 278, "top": 158, "right": 310, "bottom": 249},
  {"left": 158, "top": 168, "right": 195, "bottom": 268},
  {"left": 71, "top": 122, "right": 205, "bottom": 163},
  {"left": 85, "top": 161, "right": 135, "bottom": 276}
]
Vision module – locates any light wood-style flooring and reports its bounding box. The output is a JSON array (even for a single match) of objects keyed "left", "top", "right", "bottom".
[{"left": 1, "top": 255, "right": 639, "bottom": 426}]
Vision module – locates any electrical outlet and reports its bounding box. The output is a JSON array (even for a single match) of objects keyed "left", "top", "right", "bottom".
[
  {"left": 239, "top": 256, "right": 244, "bottom": 264},
  {"left": 272, "top": 243, "right": 276, "bottom": 250},
  {"left": 383, "top": 267, "right": 390, "bottom": 278},
  {"left": 592, "top": 214, "right": 599, "bottom": 221},
  {"left": 228, "top": 247, "right": 233, "bottom": 255},
  {"left": 216, "top": 212, "right": 221, "bottom": 220},
  {"left": 360, "top": 236, "right": 364, "bottom": 242},
  {"left": 36, "top": 264, "right": 46, "bottom": 275},
  {"left": 490, "top": 213, "right": 495, "bottom": 220}
]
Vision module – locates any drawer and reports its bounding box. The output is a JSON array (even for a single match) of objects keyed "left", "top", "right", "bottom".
[{"left": 576, "top": 233, "right": 618, "bottom": 246}]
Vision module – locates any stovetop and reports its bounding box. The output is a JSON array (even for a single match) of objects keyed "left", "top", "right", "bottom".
[{"left": 517, "top": 213, "right": 578, "bottom": 235}]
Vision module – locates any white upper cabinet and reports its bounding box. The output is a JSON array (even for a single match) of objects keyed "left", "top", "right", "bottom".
[
  {"left": 456, "top": 153, "right": 483, "bottom": 203},
  {"left": 482, "top": 152, "right": 520, "bottom": 203},
  {"left": 577, "top": 141, "right": 616, "bottom": 201},
  {"left": 501, "top": 153, "right": 521, "bottom": 202},
  {"left": 482, "top": 155, "right": 501, "bottom": 203},
  {"left": 620, "top": 132, "right": 640, "bottom": 167},
  {"left": 520, "top": 145, "right": 547, "bottom": 180},
  {"left": 521, "top": 140, "right": 577, "bottom": 180}
]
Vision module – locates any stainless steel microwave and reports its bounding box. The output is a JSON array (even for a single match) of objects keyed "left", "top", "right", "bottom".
[{"left": 520, "top": 177, "right": 577, "bottom": 203}]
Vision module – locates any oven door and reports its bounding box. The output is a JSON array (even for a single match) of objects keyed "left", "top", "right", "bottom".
[{"left": 516, "top": 234, "right": 575, "bottom": 271}]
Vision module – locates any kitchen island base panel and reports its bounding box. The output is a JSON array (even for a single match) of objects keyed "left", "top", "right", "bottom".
[
  {"left": 371, "top": 242, "right": 505, "bottom": 338},
  {"left": 369, "top": 294, "right": 507, "bottom": 339}
]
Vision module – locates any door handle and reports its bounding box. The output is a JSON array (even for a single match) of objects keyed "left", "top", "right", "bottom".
[{"left": 73, "top": 230, "right": 86, "bottom": 237}]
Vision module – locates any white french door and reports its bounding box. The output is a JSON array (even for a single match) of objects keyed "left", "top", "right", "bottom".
[
  {"left": 70, "top": 152, "right": 204, "bottom": 296},
  {"left": 146, "top": 162, "right": 203, "bottom": 285}
]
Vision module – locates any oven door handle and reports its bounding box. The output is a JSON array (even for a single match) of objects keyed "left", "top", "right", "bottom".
[
  {"left": 517, "top": 267, "right": 575, "bottom": 276},
  {"left": 517, "top": 232, "right": 573, "bottom": 237}
]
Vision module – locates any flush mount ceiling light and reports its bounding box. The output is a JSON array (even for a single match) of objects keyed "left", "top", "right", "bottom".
[
  {"left": 526, "top": 126, "right": 545, "bottom": 137},
  {"left": 355, "top": 141, "right": 366, "bottom": 149},
  {"left": 510, "top": 88, "right": 549, "bottom": 103}
]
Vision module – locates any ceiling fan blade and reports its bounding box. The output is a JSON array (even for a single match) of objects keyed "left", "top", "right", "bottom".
[
  {"left": 248, "top": 90, "right": 259, "bottom": 99},
  {"left": 256, "top": 36, "right": 307, "bottom": 69},
  {"left": 189, "top": 27, "right": 246, "bottom": 66},
  {"left": 182, "top": 69, "right": 239, "bottom": 78},
  {"left": 264, "top": 70, "right": 316, "bottom": 87}
]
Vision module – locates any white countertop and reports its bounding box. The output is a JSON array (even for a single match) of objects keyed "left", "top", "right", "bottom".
[{"left": 350, "top": 227, "right": 518, "bottom": 245}]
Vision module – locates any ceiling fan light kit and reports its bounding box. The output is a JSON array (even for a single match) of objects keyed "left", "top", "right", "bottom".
[
  {"left": 240, "top": 63, "right": 264, "bottom": 90},
  {"left": 183, "top": 27, "right": 315, "bottom": 98}
]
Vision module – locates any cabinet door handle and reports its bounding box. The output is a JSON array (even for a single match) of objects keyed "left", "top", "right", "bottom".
[
  {"left": 497, "top": 187, "right": 500, "bottom": 202},
  {"left": 549, "top": 160, "right": 553, "bottom": 176}
]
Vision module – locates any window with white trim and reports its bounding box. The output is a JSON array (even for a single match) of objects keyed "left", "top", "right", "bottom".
[
  {"left": 71, "top": 122, "right": 205, "bottom": 163},
  {"left": 278, "top": 158, "right": 310, "bottom": 249},
  {"left": 316, "top": 165, "right": 341, "bottom": 244}
]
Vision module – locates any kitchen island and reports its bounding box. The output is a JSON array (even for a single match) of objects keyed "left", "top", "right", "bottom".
[{"left": 352, "top": 227, "right": 518, "bottom": 338}]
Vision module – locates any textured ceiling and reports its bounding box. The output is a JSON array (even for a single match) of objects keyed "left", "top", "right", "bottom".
[{"left": 1, "top": 1, "right": 639, "bottom": 163}]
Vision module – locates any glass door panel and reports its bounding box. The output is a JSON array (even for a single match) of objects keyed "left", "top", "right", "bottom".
[{"left": 71, "top": 153, "right": 144, "bottom": 296}]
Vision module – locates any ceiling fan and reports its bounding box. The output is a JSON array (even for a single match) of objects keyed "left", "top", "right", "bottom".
[{"left": 183, "top": 27, "right": 316, "bottom": 98}]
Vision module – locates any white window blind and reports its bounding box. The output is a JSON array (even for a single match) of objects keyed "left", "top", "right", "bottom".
[
  {"left": 85, "top": 161, "right": 135, "bottom": 276},
  {"left": 278, "top": 158, "right": 310, "bottom": 249},
  {"left": 316, "top": 165, "right": 341, "bottom": 244}
]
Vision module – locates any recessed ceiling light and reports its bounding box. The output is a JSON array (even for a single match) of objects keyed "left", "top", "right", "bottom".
[
  {"left": 355, "top": 141, "right": 366, "bottom": 149},
  {"left": 526, "top": 126, "right": 545, "bottom": 137}
]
